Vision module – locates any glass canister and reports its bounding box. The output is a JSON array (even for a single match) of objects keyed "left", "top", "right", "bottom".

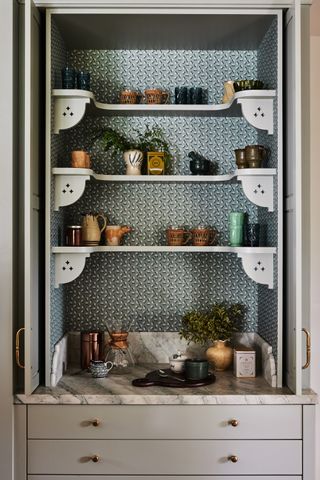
[
  {"left": 65, "top": 225, "right": 82, "bottom": 246},
  {"left": 104, "top": 331, "right": 135, "bottom": 375}
]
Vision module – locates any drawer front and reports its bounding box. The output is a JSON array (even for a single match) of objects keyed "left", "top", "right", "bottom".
[
  {"left": 28, "top": 477, "right": 302, "bottom": 480},
  {"left": 27, "top": 405, "right": 302, "bottom": 439},
  {"left": 28, "top": 439, "right": 302, "bottom": 475}
]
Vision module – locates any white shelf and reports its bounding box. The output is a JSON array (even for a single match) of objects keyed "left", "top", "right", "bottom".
[
  {"left": 52, "top": 246, "right": 276, "bottom": 254},
  {"left": 52, "top": 246, "right": 276, "bottom": 289},
  {"left": 52, "top": 168, "right": 276, "bottom": 212},
  {"left": 52, "top": 89, "right": 276, "bottom": 134}
]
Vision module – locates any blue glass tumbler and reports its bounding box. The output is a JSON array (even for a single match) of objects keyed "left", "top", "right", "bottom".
[
  {"left": 61, "top": 66, "right": 76, "bottom": 89},
  {"left": 77, "top": 71, "right": 90, "bottom": 91}
]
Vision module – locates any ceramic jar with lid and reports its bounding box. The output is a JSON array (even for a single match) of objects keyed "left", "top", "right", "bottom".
[{"left": 169, "top": 351, "right": 188, "bottom": 373}]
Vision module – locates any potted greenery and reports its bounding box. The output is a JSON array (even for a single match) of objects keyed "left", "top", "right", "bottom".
[
  {"left": 180, "top": 303, "right": 244, "bottom": 371},
  {"left": 92, "top": 125, "right": 172, "bottom": 175}
]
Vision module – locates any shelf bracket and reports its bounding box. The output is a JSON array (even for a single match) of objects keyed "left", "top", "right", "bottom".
[
  {"left": 237, "top": 251, "right": 274, "bottom": 289},
  {"left": 238, "top": 174, "right": 274, "bottom": 212},
  {"left": 54, "top": 174, "right": 90, "bottom": 210},
  {"left": 237, "top": 98, "right": 274, "bottom": 134},
  {"left": 54, "top": 253, "right": 90, "bottom": 287},
  {"left": 54, "top": 96, "right": 90, "bottom": 134}
]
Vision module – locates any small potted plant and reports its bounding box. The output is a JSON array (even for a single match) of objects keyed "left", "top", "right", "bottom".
[
  {"left": 180, "top": 303, "right": 244, "bottom": 371},
  {"left": 92, "top": 125, "right": 172, "bottom": 175}
]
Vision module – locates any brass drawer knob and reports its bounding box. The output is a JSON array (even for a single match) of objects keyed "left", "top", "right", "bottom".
[
  {"left": 92, "top": 418, "right": 100, "bottom": 427},
  {"left": 91, "top": 455, "right": 100, "bottom": 463},
  {"left": 229, "top": 419, "right": 239, "bottom": 427},
  {"left": 228, "top": 455, "right": 239, "bottom": 463}
]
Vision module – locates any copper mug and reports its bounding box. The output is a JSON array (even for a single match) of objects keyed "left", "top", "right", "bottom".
[
  {"left": 166, "top": 226, "right": 191, "bottom": 246},
  {"left": 191, "top": 227, "right": 218, "bottom": 246}
]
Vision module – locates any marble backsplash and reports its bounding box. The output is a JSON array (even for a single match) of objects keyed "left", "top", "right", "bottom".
[{"left": 51, "top": 331, "right": 276, "bottom": 388}]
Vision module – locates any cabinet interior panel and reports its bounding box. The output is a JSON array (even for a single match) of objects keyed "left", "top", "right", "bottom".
[{"left": 49, "top": 15, "right": 280, "bottom": 374}]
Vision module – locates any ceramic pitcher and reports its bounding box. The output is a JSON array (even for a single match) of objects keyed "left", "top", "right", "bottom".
[{"left": 81, "top": 213, "right": 107, "bottom": 246}]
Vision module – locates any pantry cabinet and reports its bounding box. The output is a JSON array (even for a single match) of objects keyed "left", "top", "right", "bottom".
[{"left": 20, "top": 0, "right": 308, "bottom": 395}]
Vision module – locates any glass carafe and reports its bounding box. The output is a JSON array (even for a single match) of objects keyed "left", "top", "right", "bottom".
[{"left": 104, "top": 331, "right": 135, "bottom": 375}]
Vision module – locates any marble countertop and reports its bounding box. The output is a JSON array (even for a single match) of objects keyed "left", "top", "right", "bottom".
[{"left": 16, "top": 364, "right": 317, "bottom": 405}]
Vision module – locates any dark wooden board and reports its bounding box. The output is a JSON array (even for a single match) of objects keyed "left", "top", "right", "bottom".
[{"left": 132, "top": 368, "right": 215, "bottom": 388}]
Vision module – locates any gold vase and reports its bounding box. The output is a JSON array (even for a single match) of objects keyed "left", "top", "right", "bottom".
[{"left": 206, "top": 340, "right": 233, "bottom": 371}]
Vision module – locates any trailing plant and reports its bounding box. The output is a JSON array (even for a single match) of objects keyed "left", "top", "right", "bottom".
[
  {"left": 180, "top": 303, "right": 244, "bottom": 345},
  {"left": 92, "top": 125, "right": 172, "bottom": 165}
]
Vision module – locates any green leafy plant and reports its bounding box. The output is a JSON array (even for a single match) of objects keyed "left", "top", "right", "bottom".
[
  {"left": 180, "top": 303, "right": 244, "bottom": 345},
  {"left": 92, "top": 125, "right": 172, "bottom": 165}
]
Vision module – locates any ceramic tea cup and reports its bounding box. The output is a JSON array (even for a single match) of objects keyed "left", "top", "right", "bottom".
[
  {"left": 191, "top": 227, "right": 218, "bottom": 246},
  {"left": 166, "top": 226, "right": 191, "bottom": 246}
]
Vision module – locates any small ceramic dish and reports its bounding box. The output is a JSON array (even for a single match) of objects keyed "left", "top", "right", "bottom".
[{"left": 169, "top": 351, "right": 188, "bottom": 373}]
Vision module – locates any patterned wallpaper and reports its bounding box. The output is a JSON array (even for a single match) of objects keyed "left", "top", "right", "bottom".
[{"left": 50, "top": 18, "right": 279, "bottom": 358}]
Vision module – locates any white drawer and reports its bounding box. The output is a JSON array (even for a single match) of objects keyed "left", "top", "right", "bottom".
[
  {"left": 28, "top": 476, "right": 302, "bottom": 480},
  {"left": 28, "top": 439, "right": 302, "bottom": 475},
  {"left": 27, "top": 405, "right": 302, "bottom": 439}
]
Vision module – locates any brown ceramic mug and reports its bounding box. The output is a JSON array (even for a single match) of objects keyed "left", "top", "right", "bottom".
[
  {"left": 166, "top": 227, "right": 191, "bottom": 246},
  {"left": 191, "top": 227, "right": 218, "bottom": 246}
]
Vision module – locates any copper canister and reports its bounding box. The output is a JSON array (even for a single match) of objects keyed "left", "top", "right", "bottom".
[{"left": 81, "top": 332, "right": 104, "bottom": 369}]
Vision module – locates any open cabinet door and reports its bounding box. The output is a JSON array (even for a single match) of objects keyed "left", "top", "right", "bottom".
[
  {"left": 284, "top": 0, "right": 302, "bottom": 394},
  {"left": 22, "top": 0, "right": 43, "bottom": 394}
]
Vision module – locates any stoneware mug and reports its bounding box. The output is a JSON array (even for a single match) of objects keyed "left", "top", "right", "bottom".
[{"left": 185, "top": 359, "right": 209, "bottom": 380}]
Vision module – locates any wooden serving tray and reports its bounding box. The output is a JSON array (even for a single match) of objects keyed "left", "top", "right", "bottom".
[{"left": 132, "top": 368, "right": 215, "bottom": 388}]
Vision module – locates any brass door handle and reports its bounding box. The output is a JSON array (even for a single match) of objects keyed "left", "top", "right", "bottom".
[
  {"left": 302, "top": 328, "right": 311, "bottom": 369},
  {"left": 91, "top": 455, "right": 100, "bottom": 463},
  {"left": 92, "top": 418, "right": 100, "bottom": 427},
  {"left": 15, "top": 328, "right": 25, "bottom": 369},
  {"left": 228, "top": 419, "right": 239, "bottom": 427},
  {"left": 228, "top": 455, "right": 239, "bottom": 463}
]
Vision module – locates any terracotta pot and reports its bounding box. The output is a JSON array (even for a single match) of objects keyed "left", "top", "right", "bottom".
[
  {"left": 206, "top": 340, "right": 233, "bottom": 371},
  {"left": 71, "top": 150, "right": 87, "bottom": 168}
]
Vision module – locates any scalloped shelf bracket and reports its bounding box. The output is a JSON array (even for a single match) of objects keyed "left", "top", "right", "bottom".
[
  {"left": 54, "top": 96, "right": 90, "bottom": 134},
  {"left": 54, "top": 174, "right": 90, "bottom": 210},
  {"left": 238, "top": 174, "right": 274, "bottom": 212},
  {"left": 237, "top": 98, "right": 274, "bottom": 134},
  {"left": 237, "top": 251, "right": 274, "bottom": 289},
  {"left": 55, "top": 253, "right": 90, "bottom": 287}
]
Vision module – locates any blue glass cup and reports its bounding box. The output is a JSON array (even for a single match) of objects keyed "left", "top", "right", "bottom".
[
  {"left": 77, "top": 71, "right": 90, "bottom": 91},
  {"left": 61, "top": 66, "right": 76, "bottom": 89}
]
